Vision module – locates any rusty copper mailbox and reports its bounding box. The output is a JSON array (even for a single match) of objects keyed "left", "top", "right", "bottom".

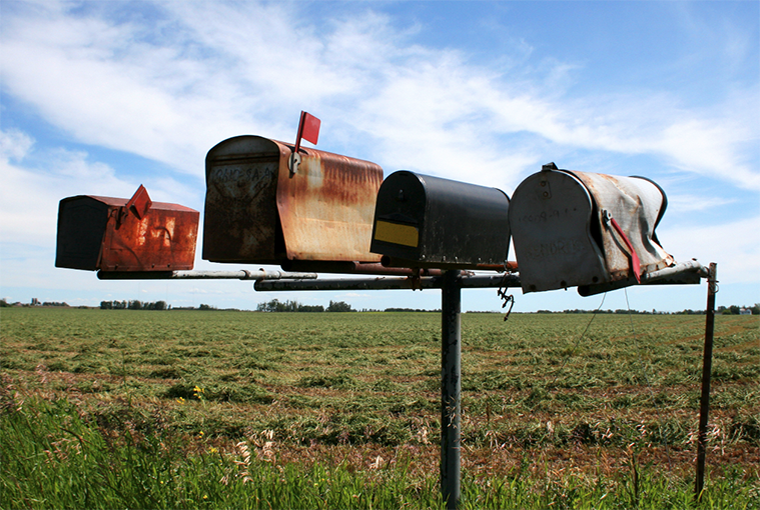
[
  {"left": 56, "top": 186, "right": 199, "bottom": 272},
  {"left": 509, "top": 164, "right": 674, "bottom": 293},
  {"left": 370, "top": 171, "right": 511, "bottom": 269},
  {"left": 202, "top": 135, "right": 383, "bottom": 265}
]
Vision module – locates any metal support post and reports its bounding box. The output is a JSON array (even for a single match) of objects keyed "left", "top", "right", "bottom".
[
  {"left": 441, "top": 270, "right": 462, "bottom": 510},
  {"left": 695, "top": 262, "right": 717, "bottom": 501}
]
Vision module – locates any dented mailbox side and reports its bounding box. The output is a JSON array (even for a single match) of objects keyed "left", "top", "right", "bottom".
[{"left": 568, "top": 171, "right": 673, "bottom": 279}]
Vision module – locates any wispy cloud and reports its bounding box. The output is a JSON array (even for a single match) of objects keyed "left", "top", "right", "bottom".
[
  {"left": 660, "top": 216, "right": 760, "bottom": 284},
  {"left": 1, "top": 0, "right": 758, "bottom": 297},
  {"left": 2, "top": 1, "right": 756, "bottom": 192},
  {"left": 665, "top": 193, "right": 736, "bottom": 213},
  {"left": 0, "top": 130, "right": 129, "bottom": 244}
]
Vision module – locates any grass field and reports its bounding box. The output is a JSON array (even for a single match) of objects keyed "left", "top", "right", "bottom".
[{"left": 1, "top": 307, "right": 758, "bottom": 508}]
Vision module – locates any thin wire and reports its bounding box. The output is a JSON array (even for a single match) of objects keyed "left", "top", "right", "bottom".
[
  {"left": 625, "top": 287, "right": 673, "bottom": 470},
  {"left": 549, "top": 292, "right": 607, "bottom": 387}
]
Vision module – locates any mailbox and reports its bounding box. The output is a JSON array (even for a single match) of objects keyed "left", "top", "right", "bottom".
[
  {"left": 203, "top": 136, "right": 383, "bottom": 265},
  {"left": 509, "top": 164, "right": 674, "bottom": 293},
  {"left": 370, "top": 171, "right": 511, "bottom": 269},
  {"left": 56, "top": 186, "right": 199, "bottom": 271}
]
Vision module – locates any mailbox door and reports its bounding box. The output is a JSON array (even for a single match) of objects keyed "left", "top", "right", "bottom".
[
  {"left": 510, "top": 170, "right": 607, "bottom": 292},
  {"left": 203, "top": 136, "right": 281, "bottom": 264},
  {"left": 371, "top": 171, "right": 427, "bottom": 262},
  {"left": 56, "top": 197, "right": 110, "bottom": 270}
]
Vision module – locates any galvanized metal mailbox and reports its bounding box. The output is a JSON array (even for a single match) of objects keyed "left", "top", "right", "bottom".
[
  {"left": 509, "top": 164, "right": 674, "bottom": 293},
  {"left": 203, "top": 136, "right": 384, "bottom": 265},
  {"left": 56, "top": 186, "right": 199, "bottom": 272},
  {"left": 370, "top": 171, "right": 511, "bottom": 269}
]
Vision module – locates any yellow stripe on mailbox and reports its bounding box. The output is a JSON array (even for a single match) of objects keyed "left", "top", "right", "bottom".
[{"left": 374, "top": 220, "right": 419, "bottom": 248}]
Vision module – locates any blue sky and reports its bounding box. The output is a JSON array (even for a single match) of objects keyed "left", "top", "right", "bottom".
[{"left": 1, "top": 0, "right": 758, "bottom": 312}]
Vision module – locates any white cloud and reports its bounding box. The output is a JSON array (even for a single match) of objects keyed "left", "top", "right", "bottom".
[
  {"left": 665, "top": 193, "right": 736, "bottom": 213},
  {"left": 339, "top": 293, "right": 372, "bottom": 298},
  {"left": 0, "top": 130, "right": 133, "bottom": 246},
  {"left": 0, "top": 0, "right": 758, "bottom": 308},
  {"left": 1, "top": 1, "right": 756, "bottom": 192},
  {"left": 659, "top": 216, "right": 760, "bottom": 284},
  {"left": 0, "top": 129, "right": 34, "bottom": 161}
]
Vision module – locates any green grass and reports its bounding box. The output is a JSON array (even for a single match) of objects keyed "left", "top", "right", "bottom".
[
  {"left": 2, "top": 395, "right": 756, "bottom": 509},
  {"left": 1, "top": 308, "right": 758, "bottom": 508}
]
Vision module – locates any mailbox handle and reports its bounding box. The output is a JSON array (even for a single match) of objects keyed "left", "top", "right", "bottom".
[{"left": 609, "top": 216, "right": 641, "bottom": 284}]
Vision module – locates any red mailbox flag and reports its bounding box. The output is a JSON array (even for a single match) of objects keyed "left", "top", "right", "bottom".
[
  {"left": 125, "top": 184, "right": 152, "bottom": 220},
  {"left": 294, "top": 111, "right": 320, "bottom": 152}
]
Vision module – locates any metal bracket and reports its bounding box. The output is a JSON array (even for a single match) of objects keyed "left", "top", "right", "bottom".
[{"left": 288, "top": 152, "right": 301, "bottom": 177}]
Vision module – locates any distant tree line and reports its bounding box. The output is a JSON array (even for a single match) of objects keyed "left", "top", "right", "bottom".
[
  {"left": 3, "top": 296, "right": 756, "bottom": 315},
  {"left": 542, "top": 304, "right": 760, "bottom": 315},
  {"left": 1, "top": 299, "right": 69, "bottom": 308},
  {"left": 256, "top": 299, "right": 354, "bottom": 312},
  {"left": 551, "top": 309, "right": 665, "bottom": 314},
  {"left": 384, "top": 308, "right": 441, "bottom": 312},
  {"left": 717, "top": 304, "right": 759, "bottom": 315},
  {"left": 100, "top": 300, "right": 168, "bottom": 310}
]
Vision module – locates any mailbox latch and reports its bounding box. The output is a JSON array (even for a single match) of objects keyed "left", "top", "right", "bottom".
[{"left": 288, "top": 152, "right": 301, "bottom": 177}]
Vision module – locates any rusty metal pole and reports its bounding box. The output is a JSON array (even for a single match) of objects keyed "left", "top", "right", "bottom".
[
  {"left": 441, "top": 270, "right": 462, "bottom": 510},
  {"left": 695, "top": 262, "right": 717, "bottom": 501}
]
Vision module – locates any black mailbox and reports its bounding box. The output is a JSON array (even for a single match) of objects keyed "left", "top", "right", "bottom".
[
  {"left": 509, "top": 164, "right": 674, "bottom": 294},
  {"left": 370, "top": 171, "right": 511, "bottom": 269}
]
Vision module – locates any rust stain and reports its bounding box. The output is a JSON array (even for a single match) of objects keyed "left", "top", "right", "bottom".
[
  {"left": 98, "top": 197, "right": 198, "bottom": 271},
  {"left": 274, "top": 141, "right": 383, "bottom": 262},
  {"left": 281, "top": 260, "right": 445, "bottom": 276},
  {"left": 57, "top": 194, "right": 198, "bottom": 271}
]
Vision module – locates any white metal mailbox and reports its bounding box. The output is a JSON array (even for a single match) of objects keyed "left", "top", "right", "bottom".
[{"left": 509, "top": 164, "right": 674, "bottom": 293}]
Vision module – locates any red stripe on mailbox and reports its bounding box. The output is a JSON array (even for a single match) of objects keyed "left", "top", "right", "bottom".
[{"left": 610, "top": 217, "right": 641, "bottom": 284}]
